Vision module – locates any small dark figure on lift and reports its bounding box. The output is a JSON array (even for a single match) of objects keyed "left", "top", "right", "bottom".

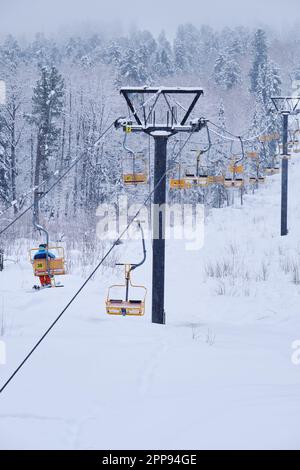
[{"left": 34, "top": 244, "right": 55, "bottom": 287}]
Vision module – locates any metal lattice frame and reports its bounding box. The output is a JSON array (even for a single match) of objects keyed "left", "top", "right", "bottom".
[
  {"left": 271, "top": 97, "right": 300, "bottom": 114},
  {"left": 118, "top": 86, "right": 204, "bottom": 134}
]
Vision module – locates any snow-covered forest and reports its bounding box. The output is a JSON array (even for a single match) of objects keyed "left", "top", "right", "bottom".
[
  {"left": 2, "top": 11, "right": 300, "bottom": 450},
  {"left": 0, "top": 24, "right": 295, "bottom": 246}
]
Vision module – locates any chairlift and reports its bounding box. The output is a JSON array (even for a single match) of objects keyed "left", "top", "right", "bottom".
[
  {"left": 171, "top": 126, "right": 212, "bottom": 190},
  {"left": 122, "top": 132, "right": 148, "bottom": 185},
  {"left": 228, "top": 140, "right": 245, "bottom": 176},
  {"left": 184, "top": 148, "right": 203, "bottom": 177},
  {"left": 224, "top": 142, "right": 245, "bottom": 188},
  {"left": 184, "top": 156, "right": 209, "bottom": 186},
  {"left": 259, "top": 135, "right": 272, "bottom": 143},
  {"left": 170, "top": 145, "right": 211, "bottom": 189},
  {"left": 30, "top": 212, "right": 66, "bottom": 286},
  {"left": 265, "top": 167, "right": 280, "bottom": 176},
  {"left": 106, "top": 222, "right": 147, "bottom": 317},
  {"left": 170, "top": 164, "right": 192, "bottom": 189},
  {"left": 224, "top": 178, "right": 244, "bottom": 189},
  {"left": 30, "top": 246, "right": 66, "bottom": 277},
  {"left": 293, "top": 140, "right": 300, "bottom": 154},
  {"left": 249, "top": 176, "right": 265, "bottom": 184},
  {"left": 209, "top": 175, "right": 225, "bottom": 184},
  {"left": 278, "top": 143, "right": 292, "bottom": 153},
  {"left": 170, "top": 178, "right": 190, "bottom": 189}
]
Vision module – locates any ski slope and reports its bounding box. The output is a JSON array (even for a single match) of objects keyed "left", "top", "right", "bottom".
[{"left": 1, "top": 156, "right": 300, "bottom": 450}]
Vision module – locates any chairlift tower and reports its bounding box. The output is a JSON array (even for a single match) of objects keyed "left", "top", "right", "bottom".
[
  {"left": 271, "top": 97, "right": 300, "bottom": 236},
  {"left": 115, "top": 87, "right": 205, "bottom": 324}
]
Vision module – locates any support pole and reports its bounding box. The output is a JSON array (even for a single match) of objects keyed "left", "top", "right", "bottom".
[
  {"left": 152, "top": 135, "right": 168, "bottom": 325},
  {"left": 117, "top": 87, "right": 205, "bottom": 326},
  {"left": 281, "top": 113, "right": 289, "bottom": 236}
]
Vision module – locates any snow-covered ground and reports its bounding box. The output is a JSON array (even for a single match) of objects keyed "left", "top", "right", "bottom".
[{"left": 1, "top": 155, "right": 300, "bottom": 450}]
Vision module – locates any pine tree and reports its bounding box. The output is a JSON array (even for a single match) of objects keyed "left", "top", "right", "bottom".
[
  {"left": 0, "top": 35, "right": 24, "bottom": 213},
  {"left": 0, "top": 35, "right": 22, "bottom": 72},
  {"left": 174, "top": 24, "right": 201, "bottom": 73},
  {"left": 116, "top": 47, "right": 151, "bottom": 86},
  {"left": 0, "top": 143, "right": 9, "bottom": 205},
  {"left": 153, "top": 31, "right": 174, "bottom": 77},
  {"left": 105, "top": 38, "right": 126, "bottom": 67},
  {"left": 30, "top": 66, "right": 64, "bottom": 220},
  {"left": 249, "top": 98, "right": 267, "bottom": 175},
  {"left": 218, "top": 100, "right": 226, "bottom": 130},
  {"left": 250, "top": 29, "right": 268, "bottom": 95},
  {"left": 214, "top": 54, "right": 226, "bottom": 86},
  {"left": 214, "top": 46, "right": 241, "bottom": 90}
]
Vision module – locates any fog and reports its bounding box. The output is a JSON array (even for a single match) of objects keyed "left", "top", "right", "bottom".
[{"left": 1, "top": 0, "right": 300, "bottom": 38}]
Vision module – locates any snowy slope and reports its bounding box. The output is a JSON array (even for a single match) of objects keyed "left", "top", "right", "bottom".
[{"left": 1, "top": 156, "right": 300, "bottom": 450}]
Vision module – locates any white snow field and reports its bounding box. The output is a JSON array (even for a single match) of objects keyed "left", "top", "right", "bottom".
[{"left": 1, "top": 155, "right": 300, "bottom": 450}]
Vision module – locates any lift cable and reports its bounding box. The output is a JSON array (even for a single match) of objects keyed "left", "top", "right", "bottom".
[
  {"left": 0, "top": 172, "right": 59, "bottom": 219},
  {"left": 208, "top": 119, "right": 278, "bottom": 143},
  {"left": 0, "top": 120, "right": 116, "bottom": 237},
  {"left": 0, "top": 128, "right": 196, "bottom": 395},
  {"left": 209, "top": 127, "right": 240, "bottom": 142}
]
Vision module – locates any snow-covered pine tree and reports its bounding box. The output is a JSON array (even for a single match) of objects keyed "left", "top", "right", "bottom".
[
  {"left": 209, "top": 100, "right": 228, "bottom": 208},
  {"left": 30, "top": 65, "right": 64, "bottom": 220},
  {"left": 248, "top": 98, "right": 266, "bottom": 176},
  {"left": 214, "top": 46, "right": 241, "bottom": 90},
  {"left": 153, "top": 31, "right": 174, "bottom": 78},
  {"left": 250, "top": 29, "right": 268, "bottom": 96},
  {"left": 0, "top": 35, "right": 24, "bottom": 213},
  {"left": 249, "top": 29, "right": 281, "bottom": 165},
  {"left": 174, "top": 24, "right": 201, "bottom": 74}
]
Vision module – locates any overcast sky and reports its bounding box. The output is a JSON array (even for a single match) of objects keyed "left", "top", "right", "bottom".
[{"left": 1, "top": 0, "right": 300, "bottom": 38}]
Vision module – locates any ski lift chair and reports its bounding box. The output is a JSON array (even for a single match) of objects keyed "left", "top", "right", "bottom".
[
  {"left": 30, "top": 214, "right": 66, "bottom": 283},
  {"left": 30, "top": 246, "right": 66, "bottom": 277},
  {"left": 170, "top": 179, "right": 190, "bottom": 189},
  {"left": 198, "top": 175, "right": 210, "bottom": 186},
  {"left": 259, "top": 135, "right": 273, "bottom": 143},
  {"left": 170, "top": 175, "right": 208, "bottom": 189},
  {"left": 184, "top": 158, "right": 209, "bottom": 186},
  {"left": 122, "top": 129, "right": 148, "bottom": 185},
  {"left": 170, "top": 164, "right": 187, "bottom": 189},
  {"left": 265, "top": 167, "right": 280, "bottom": 176},
  {"left": 224, "top": 178, "right": 244, "bottom": 189},
  {"left": 106, "top": 264, "right": 147, "bottom": 316},
  {"left": 106, "top": 221, "right": 147, "bottom": 317},
  {"left": 294, "top": 141, "right": 300, "bottom": 154},
  {"left": 209, "top": 175, "right": 225, "bottom": 184},
  {"left": 279, "top": 143, "right": 293, "bottom": 153},
  {"left": 249, "top": 177, "right": 265, "bottom": 184},
  {"left": 293, "top": 130, "right": 300, "bottom": 153},
  {"left": 123, "top": 152, "right": 148, "bottom": 184},
  {"left": 187, "top": 175, "right": 209, "bottom": 187}
]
